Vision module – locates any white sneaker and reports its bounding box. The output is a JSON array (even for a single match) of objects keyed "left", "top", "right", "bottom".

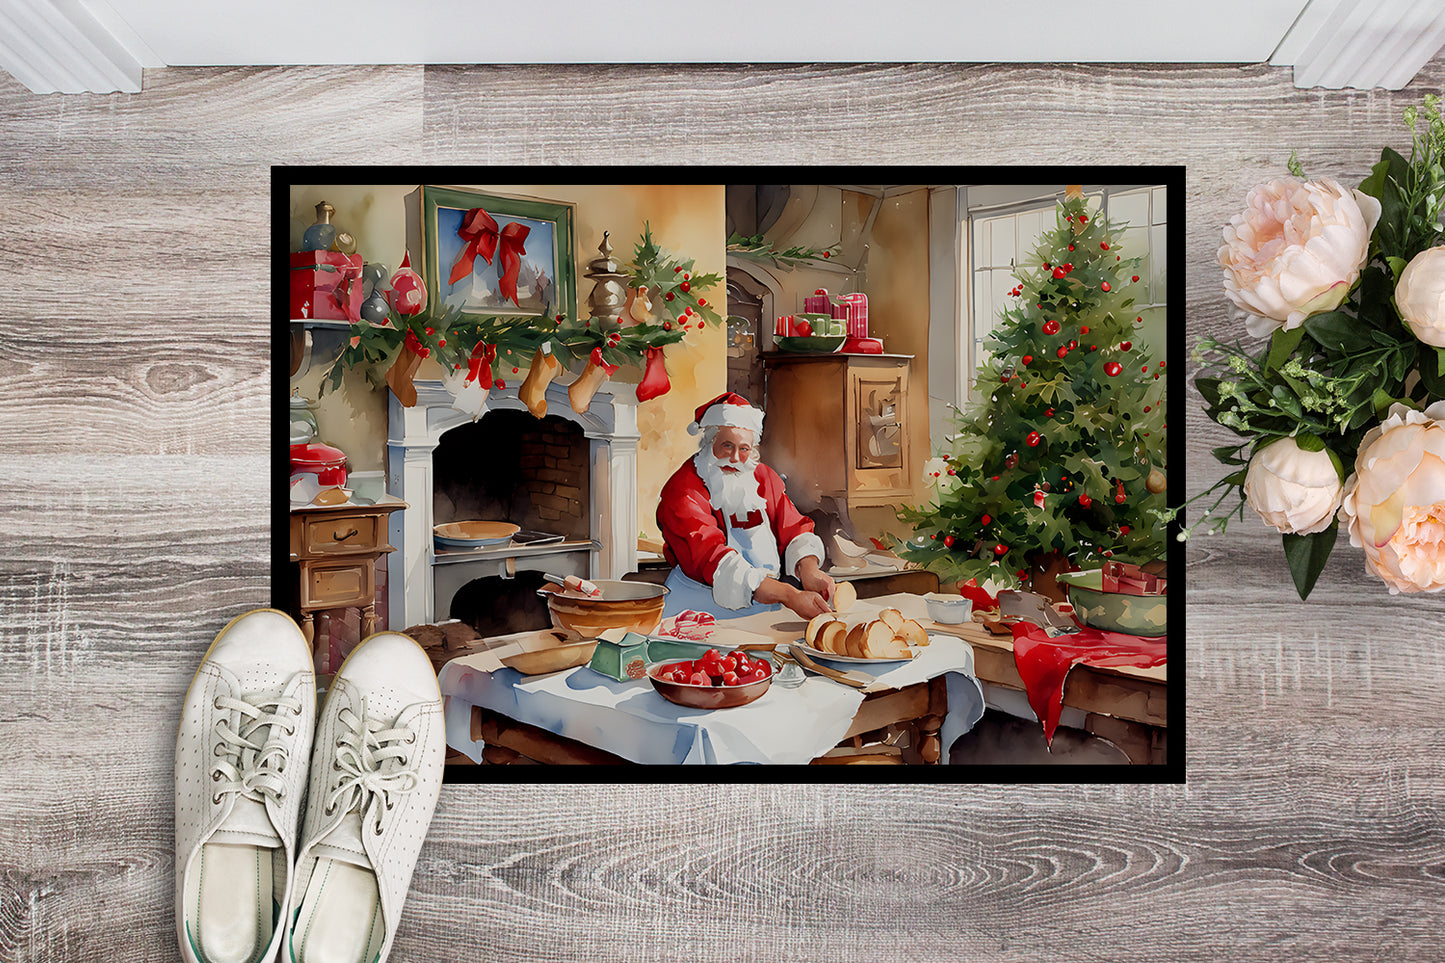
[
  {"left": 286, "top": 632, "right": 445, "bottom": 963},
  {"left": 175, "top": 609, "right": 317, "bottom": 963}
]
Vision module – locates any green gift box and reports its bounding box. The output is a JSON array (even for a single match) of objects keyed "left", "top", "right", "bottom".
[{"left": 587, "top": 633, "right": 717, "bottom": 681}]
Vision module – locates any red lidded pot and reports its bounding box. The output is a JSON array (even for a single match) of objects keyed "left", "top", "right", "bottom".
[{"left": 289, "top": 442, "right": 348, "bottom": 488}]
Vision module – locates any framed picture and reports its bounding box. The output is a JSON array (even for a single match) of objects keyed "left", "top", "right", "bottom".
[
  {"left": 276, "top": 168, "right": 1184, "bottom": 784},
  {"left": 414, "top": 184, "right": 577, "bottom": 323}
]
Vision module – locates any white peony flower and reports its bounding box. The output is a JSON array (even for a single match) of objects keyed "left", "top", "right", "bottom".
[
  {"left": 1243, "top": 436, "right": 1344, "bottom": 535},
  {"left": 1395, "top": 246, "right": 1445, "bottom": 348},
  {"left": 1340, "top": 401, "right": 1445, "bottom": 594},
  {"left": 1219, "top": 177, "right": 1382, "bottom": 338}
]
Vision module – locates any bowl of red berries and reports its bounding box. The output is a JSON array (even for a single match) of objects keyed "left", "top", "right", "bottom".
[{"left": 648, "top": 648, "right": 774, "bottom": 709}]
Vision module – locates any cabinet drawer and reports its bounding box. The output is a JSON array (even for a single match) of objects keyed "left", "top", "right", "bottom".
[
  {"left": 302, "top": 515, "right": 381, "bottom": 555},
  {"left": 300, "top": 560, "right": 373, "bottom": 609}
]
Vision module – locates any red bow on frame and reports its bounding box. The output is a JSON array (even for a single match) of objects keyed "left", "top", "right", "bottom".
[{"left": 449, "top": 208, "right": 531, "bottom": 306}]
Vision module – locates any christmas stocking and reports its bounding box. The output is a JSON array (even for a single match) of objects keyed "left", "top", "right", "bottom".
[
  {"left": 569, "top": 346, "right": 620, "bottom": 414},
  {"left": 636, "top": 345, "right": 671, "bottom": 402},
  {"left": 519, "top": 344, "right": 562, "bottom": 417}
]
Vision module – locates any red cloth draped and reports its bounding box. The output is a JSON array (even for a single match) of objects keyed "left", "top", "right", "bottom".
[
  {"left": 1010, "top": 622, "right": 1166, "bottom": 745},
  {"left": 448, "top": 208, "right": 530, "bottom": 306}
]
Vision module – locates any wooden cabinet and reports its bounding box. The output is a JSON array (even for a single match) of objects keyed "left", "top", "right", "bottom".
[
  {"left": 761, "top": 353, "right": 915, "bottom": 513},
  {"left": 289, "top": 496, "right": 406, "bottom": 672}
]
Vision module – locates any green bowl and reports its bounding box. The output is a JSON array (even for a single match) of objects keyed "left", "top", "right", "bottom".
[
  {"left": 776, "top": 335, "right": 845, "bottom": 353},
  {"left": 1056, "top": 569, "right": 1168, "bottom": 637}
]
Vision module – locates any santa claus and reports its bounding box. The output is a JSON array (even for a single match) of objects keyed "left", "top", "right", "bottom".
[{"left": 657, "top": 392, "right": 836, "bottom": 619}]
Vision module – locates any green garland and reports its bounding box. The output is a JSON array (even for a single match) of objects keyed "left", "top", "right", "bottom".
[
  {"left": 319, "top": 224, "right": 723, "bottom": 395},
  {"left": 726, "top": 231, "right": 839, "bottom": 266}
]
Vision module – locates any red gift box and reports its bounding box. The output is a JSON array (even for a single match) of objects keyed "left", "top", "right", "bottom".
[{"left": 290, "top": 251, "right": 363, "bottom": 322}]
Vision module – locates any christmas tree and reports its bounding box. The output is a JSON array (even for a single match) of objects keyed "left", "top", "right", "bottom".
[{"left": 898, "top": 193, "right": 1170, "bottom": 590}]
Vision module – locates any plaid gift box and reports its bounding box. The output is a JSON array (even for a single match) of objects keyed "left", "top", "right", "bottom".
[
  {"left": 289, "top": 251, "right": 363, "bottom": 322},
  {"left": 804, "top": 288, "right": 832, "bottom": 314},
  {"left": 837, "top": 293, "right": 869, "bottom": 338}
]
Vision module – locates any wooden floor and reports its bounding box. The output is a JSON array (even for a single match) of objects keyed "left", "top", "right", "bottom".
[{"left": 4, "top": 59, "right": 1445, "bottom": 961}]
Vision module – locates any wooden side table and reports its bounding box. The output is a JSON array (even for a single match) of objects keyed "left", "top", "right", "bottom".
[{"left": 289, "top": 496, "right": 407, "bottom": 672}]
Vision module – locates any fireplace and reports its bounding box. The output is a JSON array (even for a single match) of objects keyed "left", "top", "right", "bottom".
[{"left": 386, "top": 378, "right": 639, "bottom": 630}]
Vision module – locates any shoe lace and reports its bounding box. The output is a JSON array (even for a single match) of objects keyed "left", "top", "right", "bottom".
[
  {"left": 211, "top": 692, "right": 303, "bottom": 806},
  {"left": 322, "top": 702, "right": 419, "bottom": 835}
]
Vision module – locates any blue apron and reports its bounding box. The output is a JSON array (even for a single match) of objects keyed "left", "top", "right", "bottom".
[{"left": 662, "top": 506, "right": 784, "bottom": 620}]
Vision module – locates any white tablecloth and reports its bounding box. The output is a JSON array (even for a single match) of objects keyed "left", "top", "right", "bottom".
[{"left": 439, "top": 635, "right": 984, "bottom": 765}]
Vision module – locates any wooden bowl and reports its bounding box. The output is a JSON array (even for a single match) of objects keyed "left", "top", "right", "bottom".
[
  {"left": 647, "top": 659, "right": 772, "bottom": 709},
  {"left": 500, "top": 633, "right": 599, "bottom": 675},
  {"left": 538, "top": 579, "right": 668, "bottom": 637},
  {"left": 1057, "top": 569, "right": 1168, "bottom": 636}
]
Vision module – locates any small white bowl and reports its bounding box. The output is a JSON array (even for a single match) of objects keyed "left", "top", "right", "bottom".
[{"left": 924, "top": 593, "right": 973, "bottom": 624}]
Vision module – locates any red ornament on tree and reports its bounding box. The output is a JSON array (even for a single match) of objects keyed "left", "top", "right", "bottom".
[
  {"left": 981, "top": 514, "right": 992, "bottom": 525},
  {"left": 1120, "top": 341, "right": 1132, "bottom": 351},
  {"left": 1052, "top": 267, "right": 1066, "bottom": 279},
  {"left": 1057, "top": 346, "right": 1069, "bottom": 358},
  {"left": 1026, "top": 431, "right": 1041, "bottom": 447},
  {"left": 1114, "top": 481, "right": 1126, "bottom": 504},
  {"left": 1101, "top": 281, "right": 1112, "bottom": 292},
  {"left": 993, "top": 544, "right": 1008, "bottom": 556},
  {"left": 943, "top": 535, "right": 955, "bottom": 548},
  {"left": 1022, "top": 354, "right": 1033, "bottom": 365},
  {"left": 1078, "top": 493, "right": 1092, "bottom": 508},
  {"left": 1104, "top": 362, "right": 1123, "bottom": 376},
  {"left": 1042, "top": 319, "right": 1060, "bottom": 335},
  {"left": 1131, "top": 275, "right": 1140, "bottom": 282},
  {"left": 1034, "top": 490, "right": 1046, "bottom": 507}
]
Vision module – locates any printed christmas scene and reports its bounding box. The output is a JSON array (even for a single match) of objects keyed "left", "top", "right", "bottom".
[{"left": 283, "top": 178, "right": 1174, "bottom": 770}]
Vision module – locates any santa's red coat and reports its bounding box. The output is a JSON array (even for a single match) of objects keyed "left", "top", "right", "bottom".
[{"left": 657, "top": 459, "right": 817, "bottom": 586}]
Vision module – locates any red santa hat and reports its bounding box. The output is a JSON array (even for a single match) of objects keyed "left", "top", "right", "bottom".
[{"left": 687, "top": 392, "right": 765, "bottom": 436}]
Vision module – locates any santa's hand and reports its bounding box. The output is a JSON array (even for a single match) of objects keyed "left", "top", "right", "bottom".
[
  {"left": 796, "top": 556, "right": 836, "bottom": 605},
  {"left": 786, "top": 590, "right": 832, "bottom": 620}
]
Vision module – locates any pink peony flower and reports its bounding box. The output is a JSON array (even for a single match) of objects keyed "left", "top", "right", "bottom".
[
  {"left": 1218, "top": 177, "right": 1381, "bottom": 339},
  {"left": 1395, "top": 245, "right": 1445, "bottom": 348},
  {"left": 1243, "top": 436, "right": 1343, "bottom": 535},
  {"left": 1340, "top": 401, "right": 1445, "bottom": 594}
]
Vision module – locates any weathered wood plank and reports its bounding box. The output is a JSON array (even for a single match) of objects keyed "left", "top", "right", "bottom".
[{"left": 1, "top": 54, "right": 1444, "bottom": 963}]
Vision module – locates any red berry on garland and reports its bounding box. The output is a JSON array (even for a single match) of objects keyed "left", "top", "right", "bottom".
[
  {"left": 1121, "top": 341, "right": 1132, "bottom": 351},
  {"left": 697, "top": 298, "right": 707, "bottom": 306},
  {"left": 675, "top": 266, "right": 684, "bottom": 273},
  {"left": 1068, "top": 244, "right": 1074, "bottom": 251},
  {"left": 680, "top": 281, "right": 691, "bottom": 293},
  {"left": 1143, "top": 405, "right": 1151, "bottom": 412},
  {"left": 1000, "top": 373, "right": 1010, "bottom": 383},
  {"left": 1027, "top": 431, "right": 1041, "bottom": 447},
  {"left": 1101, "top": 242, "right": 1109, "bottom": 250},
  {"left": 1069, "top": 339, "right": 1078, "bottom": 349},
  {"left": 512, "top": 367, "right": 519, "bottom": 373},
  {"left": 981, "top": 514, "right": 992, "bottom": 525},
  {"left": 1115, "top": 481, "right": 1126, "bottom": 504},
  {"left": 994, "top": 544, "right": 1008, "bottom": 556},
  {"left": 1142, "top": 365, "right": 1148, "bottom": 372},
  {"left": 663, "top": 321, "right": 672, "bottom": 330},
  {"left": 1052, "top": 267, "right": 1066, "bottom": 279},
  {"left": 1078, "top": 493, "right": 1092, "bottom": 508},
  {"left": 1101, "top": 282, "right": 1111, "bottom": 292},
  {"left": 822, "top": 252, "right": 830, "bottom": 258},
  {"left": 1105, "top": 362, "right": 1123, "bottom": 376},
  {"left": 439, "top": 339, "right": 446, "bottom": 347},
  {"left": 1120, "top": 525, "right": 1131, "bottom": 535},
  {"left": 1022, "top": 355, "right": 1033, "bottom": 365},
  {"left": 1045, "top": 407, "right": 1054, "bottom": 417},
  {"left": 1090, "top": 345, "right": 1097, "bottom": 351},
  {"left": 1159, "top": 361, "right": 1166, "bottom": 369},
  {"left": 425, "top": 327, "right": 434, "bottom": 335},
  {"left": 454, "top": 363, "right": 462, "bottom": 370},
  {"left": 1042, "top": 319, "right": 1060, "bottom": 335},
  {"left": 1080, "top": 326, "right": 1089, "bottom": 334},
  {"left": 495, "top": 379, "right": 505, "bottom": 388},
  {"left": 1132, "top": 275, "right": 1140, "bottom": 282},
  {"left": 943, "top": 535, "right": 955, "bottom": 548},
  {"left": 1057, "top": 346, "right": 1069, "bottom": 358},
  {"left": 1079, "top": 215, "right": 1088, "bottom": 223},
  {"left": 665, "top": 292, "right": 674, "bottom": 301}
]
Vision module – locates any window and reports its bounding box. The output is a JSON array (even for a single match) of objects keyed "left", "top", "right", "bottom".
[{"left": 966, "top": 185, "right": 1166, "bottom": 391}]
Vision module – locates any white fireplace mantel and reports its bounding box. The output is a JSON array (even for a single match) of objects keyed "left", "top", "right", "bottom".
[{"left": 386, "top": 378, "right": 640, "bottom": 630}]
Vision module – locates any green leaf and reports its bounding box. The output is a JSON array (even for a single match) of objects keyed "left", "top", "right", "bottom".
[
  {"left": 1294, "top": 432, "right": 1325, "bottom": 452},
  {"left": 1387, "top": 256, "right": 1409, "bottom": 282},
  {"left": 1265, "top": 326, "right": 1305, "bottom": 374},
  {"left": 1282, "top": 521, "right": 1339, "bottom": 600},
  {"left": 1212, "top": 444, "right": 1249, "bottom": 466},
  {"left": 1304, "top": 311, "right": 1375, "bottom": 354}
]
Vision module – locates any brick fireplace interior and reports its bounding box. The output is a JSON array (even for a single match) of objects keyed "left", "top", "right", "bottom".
[{"left": 431, "top": 410, "right": 591, "bottom": 636}]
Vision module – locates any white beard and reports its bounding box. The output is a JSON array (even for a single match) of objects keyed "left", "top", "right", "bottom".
[{"left": 694, "top": 450, "right": 767, "bottom": 519}]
